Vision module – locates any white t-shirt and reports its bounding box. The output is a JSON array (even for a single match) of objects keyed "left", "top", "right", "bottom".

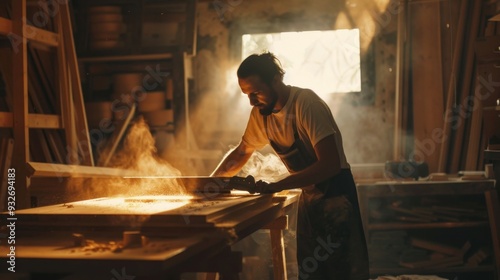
[{"left": 241, "top": 86, "right": 350, "bottom": 169}]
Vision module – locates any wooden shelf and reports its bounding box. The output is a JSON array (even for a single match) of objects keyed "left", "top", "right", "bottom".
[{"left": 78, "top": 52, "right": 174, "bottom": 63}]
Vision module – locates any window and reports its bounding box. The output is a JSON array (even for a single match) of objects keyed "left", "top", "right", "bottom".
[{"left": 242, "top": 29, "right": 361, "bottom": 98}]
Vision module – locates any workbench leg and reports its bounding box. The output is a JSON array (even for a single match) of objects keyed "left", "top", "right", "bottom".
[
  {"left": 485, "top": 189, "right": 500, "bottom": 280},
  {"left": 265, "top": 216, "right": 288, "bottom": 280},
  {"left": 270, "top": 228, "right": 287, "bottom": 280}
]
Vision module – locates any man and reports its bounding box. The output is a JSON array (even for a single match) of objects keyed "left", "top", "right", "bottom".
[{"left": 212, "top": 52, "right": 369, "bottom": 280}]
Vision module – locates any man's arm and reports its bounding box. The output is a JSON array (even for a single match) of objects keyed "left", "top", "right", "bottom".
[
  {"left": 211, "top": 141, "right": 255, "bottom": 177},
  {"left": 265, "top": 134, "right": 341, "bottom": 192}
]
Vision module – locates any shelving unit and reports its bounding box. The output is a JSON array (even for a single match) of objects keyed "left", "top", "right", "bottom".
[
  {"left": 0, "top": 0, "right": 93, "bottom": 209},
  {"left": 71, "top": 0, "right": 197, "bottom": 164},
  {"left": 357, "top": 180, "right": 500, "bottom": 279}
]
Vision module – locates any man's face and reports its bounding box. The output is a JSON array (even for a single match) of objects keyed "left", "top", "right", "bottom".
[{"left": 239, "top": 75, "right": 278, "bottom": 116}]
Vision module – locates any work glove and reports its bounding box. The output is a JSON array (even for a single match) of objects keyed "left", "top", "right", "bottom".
[{"left": 254, "top": 180, "right": 278, "bottom": 194}]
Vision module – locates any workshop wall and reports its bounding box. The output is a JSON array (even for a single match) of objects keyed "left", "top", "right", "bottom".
[{"left": 191, "top": 0, "right": 398, "bottom": 168}]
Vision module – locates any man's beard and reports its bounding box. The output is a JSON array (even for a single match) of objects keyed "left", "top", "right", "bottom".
[{"left": 258, "top": 90, "right": 278, "bottom": 116}]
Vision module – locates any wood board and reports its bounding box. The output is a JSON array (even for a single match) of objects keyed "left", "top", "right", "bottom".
[{"left": 5, "top": 194, "right": 275, "bottom": 228}]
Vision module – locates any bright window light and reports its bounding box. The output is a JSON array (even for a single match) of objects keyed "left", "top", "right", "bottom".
[{"left": 242, "top": 30, "right": 361, "bottom": 96}]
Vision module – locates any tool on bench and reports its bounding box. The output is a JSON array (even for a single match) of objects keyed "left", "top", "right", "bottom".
[{"left": 123, "top": 175, "right": 267, "bottom": 194}]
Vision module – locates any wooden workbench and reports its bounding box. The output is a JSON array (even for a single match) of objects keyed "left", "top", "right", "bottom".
[{"left": 0, "top": 192, "right": 299, "bottom": 279}]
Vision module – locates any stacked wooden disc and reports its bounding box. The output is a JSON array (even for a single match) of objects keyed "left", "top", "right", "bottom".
[
  {"left": 88, "top": 6, "right": 126, "bottom": 50},
  {"left": 141, "top": 78, "right": 174, "bottom": 128},
  {"left": 112, "top": 73, "right": 143, "bottom": 121},
  {"left": 85, "top": 101, "right": 113, "bottom": 128}
]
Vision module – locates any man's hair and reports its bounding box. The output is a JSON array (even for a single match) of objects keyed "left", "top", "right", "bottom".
[{"left": 237, "top": 52, "right": 285, "bottom": 85}]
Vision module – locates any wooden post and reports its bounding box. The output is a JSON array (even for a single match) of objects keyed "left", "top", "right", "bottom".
[
  {"left": 451, "top": 0, "right": 482, "bottom": 173},
  {"left": 263, "top": 215, "right": 288, "bottom": 280},
  {"left": 55, "top": 9, "right": 78, "bottom": 165},
  {"left": 410, "top": 0, "right": 444, "bottom": 173},
  {"left": 437, "top": 0, "right": 469, "bottom": 173},
  {"left": 60, "top": 1, "right": 94, "bottom": 166},
  {"left": 394, "top": 0, "right": 408, "bottom": 161},
  {"left": 11, "top": 0, "right": 30, "bottom": 209}
]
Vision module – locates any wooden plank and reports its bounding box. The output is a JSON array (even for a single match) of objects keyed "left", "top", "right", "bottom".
[
  {"left": 44, "top": 130, "right": 64, "bottom": 164},
  {"left": 28, "top": 113, "right": 61, "bottom": 128},
  {"left": 0, "top": 114, "right": 63, "bottom": 130},
  {"left": 26, "top": 25, "right": 59, "bottom": 47},
  {"left": 78, "top": 53, "right": 173, "bottom": 63},
  {"left": 465, "top": 99, "right": 483, "bottom": 170},
  {"left": 29, "top": 46, "right": 56, "bottom": 112},
  {"left": 33, "top": 129, "right": 53, "bottom": 163},
  {"left": 55, "top": 9, "right": 77, "bottom": 165},
  {"left": 438, "top": 0, "right": 469, "bottom": 172},
  {"left": 27, "top": 55, "right": 53, "bottom": 112},
  {"left": 60, "top": 2, "right": 93, "bottom": 166},
  {"left": 0, "top": 138, "right": 13, "bottom": 211},
  {"left": 451, "top": 0, "right": 482, "bottom": 172},
  {"left": 11, "top": 0, "right": 30, "bottom": 209},
  {"left": 0, "top": 16, "right": 58, "bottom": 47},
  {"left": 393, "top": 0, "right": 408, "bottom": 160},
  {"left": 27, "top": 161, "right": 141, "bottom": 178},
  {"left": 410, "top": 1, "right": 444, "bottom": 173}
]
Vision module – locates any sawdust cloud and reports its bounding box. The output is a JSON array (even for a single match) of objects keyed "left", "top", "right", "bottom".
[
  {"left": 239, "top": 149, "right": 289, "bottom": 182},
  {"left": 68, "top": 117, "right": 186, "bottom": 201}
]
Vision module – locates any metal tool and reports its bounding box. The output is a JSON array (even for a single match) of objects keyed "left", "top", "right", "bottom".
[{"left": 123, "top": 175, "right": 258, "bottom": 194}]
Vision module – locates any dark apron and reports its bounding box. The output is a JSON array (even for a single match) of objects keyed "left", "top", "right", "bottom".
[{"left": 265, "top": 92, "right": 369, "bottom": 280}]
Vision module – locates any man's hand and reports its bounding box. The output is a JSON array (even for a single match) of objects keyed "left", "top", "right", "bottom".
[{"left": 254, "top": 180, "right": 279, "bottom": 194}]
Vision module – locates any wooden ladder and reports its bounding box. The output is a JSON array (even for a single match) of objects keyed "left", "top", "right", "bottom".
[{"left": 0, "top": 0, "right": 93, "bottom": 209}]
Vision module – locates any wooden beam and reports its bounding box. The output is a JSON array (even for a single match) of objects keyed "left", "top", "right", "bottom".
[
  {"left": 0, "top": 16, "right": 58, "bottom": 47},
  {"left": 461, "top": 0, "right": 484, "bottom": 171},
  {"left": 394, "top": 0, "right": 408, "bottom": 160},
  {"left": 27, "top": 162, "right": 141, "bottom": 178},
  {"left": 437, "top": 0, "right": 469, "bottom": 172},
  {"left": 60, "top": 2, "right": 94, "bottom": 166},
  {"left": 26, "top": 25, "right": 59, "bottom": 47},
  {"left": 28, "top": 113, "right": 61, "bottom": 128},
  {"left": 410, "top": 1, "right": 444, "bottom": 173},
  {"left": 78, "top": 53, "right": 173, "bottom": 63},
  {"left": 11, "top": 0, "right": 31, "bottom": 209},
  {"left": 0, "top": 112, "right": 62, "bottom": 128}
]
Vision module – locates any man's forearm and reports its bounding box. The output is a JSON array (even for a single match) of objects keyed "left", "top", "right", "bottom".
[{"left": 211, "top": 147, "right": 253, "bottom": 177}]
